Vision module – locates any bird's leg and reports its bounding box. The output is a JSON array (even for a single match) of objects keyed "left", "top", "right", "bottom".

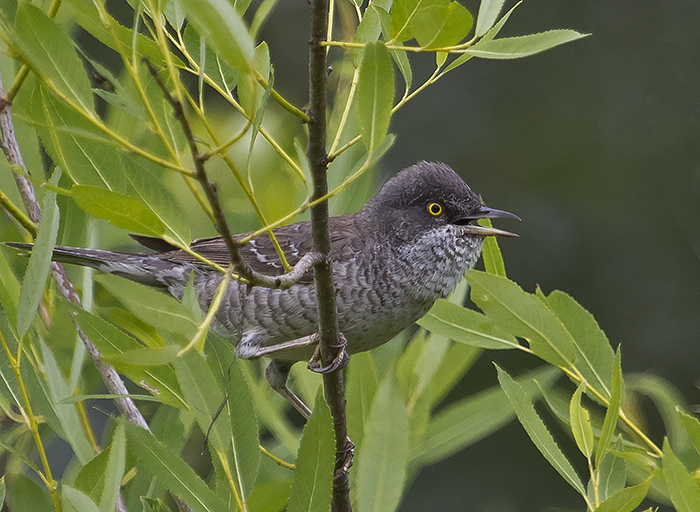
[
  {"left": 264, "top": 359, "right": 312, "bottom": 418},
  {"left": 307, "top": 333, "right": 349, "bottom": 374}
]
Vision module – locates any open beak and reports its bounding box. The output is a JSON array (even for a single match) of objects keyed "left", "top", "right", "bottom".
[{"left": 457, "top": 206, "right": 520, "bottom": 238}]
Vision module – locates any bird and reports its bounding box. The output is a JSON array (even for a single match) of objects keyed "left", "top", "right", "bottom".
[{"left": 8, "top": 161, "right": 519, "bottom": 417}]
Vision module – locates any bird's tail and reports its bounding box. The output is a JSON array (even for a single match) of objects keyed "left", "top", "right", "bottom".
[{"left": 5, "top": 242, "right": 188, "bottom": 290}]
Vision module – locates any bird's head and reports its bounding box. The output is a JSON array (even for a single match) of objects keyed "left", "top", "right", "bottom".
[{"left": 361, "top": 161, "right": 519, "bottom": 243}]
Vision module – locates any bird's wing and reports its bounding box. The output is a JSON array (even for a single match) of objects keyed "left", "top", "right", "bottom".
[{"left": 133, "top": 218, "right": 359, "bottom": 282}]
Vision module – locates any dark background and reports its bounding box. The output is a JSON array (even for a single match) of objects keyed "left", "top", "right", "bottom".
[{"left": 259, "top": 1, "right": 700, "bottom": 510}]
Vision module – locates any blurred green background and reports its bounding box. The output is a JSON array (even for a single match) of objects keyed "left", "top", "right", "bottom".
[{"left": 257, "top": 1, "right": 700, "bottom": 510}]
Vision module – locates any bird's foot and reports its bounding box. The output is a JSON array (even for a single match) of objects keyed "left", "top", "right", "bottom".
[
  {"left": 307, "top": 333, "right": 349, "bottom": 374},
  {"left": 335, "top": 436, "right": 354, "bottom": 480}
]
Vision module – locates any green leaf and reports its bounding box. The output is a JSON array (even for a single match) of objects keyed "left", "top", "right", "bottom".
[
  {"left": 248, "top": 480, "right": 292, "bottom": 512},
  {"left": 61, "top": 486, "right": 100, "bottom": 512},
  {"left": 466, "top": 29, "right": 589, "bottom": 59},
  {"left": 411, "top": 2, "right": 473, "bottom": 49},
  {"left": 496, "top": 364, "right": 585, "bottom": 495},
  {"left": 71, "top": 185, "right": 165, "bottom": 237},
  {"left": 65, "top": 302, "right": 186, "bottom": 409},
  {"left": 594, "top": 477, "right": 651, "bottom": 512},
  {"left": 125, "top": 420, "right": 229, "bottom": 512},
  {"left": 5, "top": 474, "right": 53, "bottom": 512},
  {"left": 346, "top": 351, "right": 379, "bottom": 449},
  {"left": 418, "top": 299, "right": 520, "bottom": 350},
  {"left": 544, "top": 290, "right": 615, "bottom": 401},
  {"left": 358, "top": 42, "right": 395, "bottom": 152},
  {"left": 0, "top": 476, "right": 5, "bottom": 507},
  {"left": 103, "top": 346, "right": 180, "bottom": 367},
  {"left": 391, "top": 0, "right": 445, "bottom": 42},
  {"left": 475, "top": 0, "right": 506, "bottom": 37},
  {"left": 287, "top": 390, "right": 335, "bottom": 512},
  {"left": 597, "top": 444, "right": 627, "bottom": 502},
  {"left": 663, "top": 439, "right": 700, "bottom": 512},
  {"left": 479, "top": 218, "right": 507, "bottom": 277},
  {"left": 466, "top": 271, "right": 576, "bottom": 366},
  {"left": 94, "top": 274, "right": 198, "bottom": 338},
  {"left": 179, "top": 0, "right": 255, "bottom": 75},
  {"left": 39, "top": 338, "right": 94, "bottom": 464},
  {"left": 14, "top": 5, "right": 94, "bottom": 114},
  {"left": 356, "top": 373, "right": 409, "bottom": 512},
  {"left": 569, "top": 382, "right": 594, "bottom": 459},
  {"left": 424, "top": 342, "right": 481, "bottom": 406},
  {"left": 412, "top": 366, "right": 560, "bottom": 465},
  {"left": 595, "top": 348, "right": 622, "bottom": 467},
  {"left": 679, "top": 410, "right": 700, "bottom": 457},
  {"left": 207, "top": 337, "right": 261, "bottom": 499},
  {"left": 16, "top": 168, "right": 61, "bottom": 337}
]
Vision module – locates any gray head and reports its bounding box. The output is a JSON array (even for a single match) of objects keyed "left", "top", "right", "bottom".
[{"left": 360, "top": 161, "right": 519, "bottom": 242}]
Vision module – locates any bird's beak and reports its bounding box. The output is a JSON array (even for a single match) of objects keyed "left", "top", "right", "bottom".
[{"left": 457, "top": 206, "right": 520, "bottom": 238}]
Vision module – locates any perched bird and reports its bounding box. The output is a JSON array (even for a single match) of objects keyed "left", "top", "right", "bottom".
[{"left": 9, "top": 161, "right": 518, "bottom": 416}]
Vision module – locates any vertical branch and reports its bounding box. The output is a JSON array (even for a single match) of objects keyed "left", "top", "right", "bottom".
[{"left": 308, "top": 1, "right": 353, "bottom": 511}]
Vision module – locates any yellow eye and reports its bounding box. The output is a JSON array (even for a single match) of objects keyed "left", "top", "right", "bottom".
[{"left": 427, "top": 202, "right": 443, "bottom": 216}]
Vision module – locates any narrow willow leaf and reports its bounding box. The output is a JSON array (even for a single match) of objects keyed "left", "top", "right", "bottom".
[
  {"left": 347, "top": 351, "right": 379, "bottom": 449},
  {"left": 179, "top": 0, "right": 255, "bottom": 74},
  {"left": 663, "top": 439, "right": 700, "bottom": 512},
  {"left": 248, "top": 480, "right": 292, "bottom": 512},
  {"left": 65, "top": 303, "right": 186, "bottom": 409},
  {"left": 94, "top": 275, "right": 198, "bottom": 338},
  {"left": 287, "top": 390, "right": 335, "bottom": 512},
  {"left": 71, "top": 185, "right": 165, "bottom": 237},
  {"left": 412, "top": 366, "right": 560, "bottom": 465},
  {"left": 679, "top": 410, "right": 700, "bottom": 457},
  {"left": 544, "top": 290, "right": 615, "bottom": 400},
  {"left": 467, "top": 271, "right": 576, "bottom": 366},
  {"left": 418, "top": 299, "right": 520, "bottom": 350},
  {"left": 103, "top": 346, "right": 180, "bottom": 367},
  {"left": 390, "top": 0, "right": 445, "bottom": 42},
  {"left": 0, "top": 477, "right": 5, "bottom": 508},
  {"left": 475, "top": 0, "right": 506, "bottom": 36},
  {"left": 358, "top": 42, "right": 395, "bottom": 152},
  {"left": 595, "top": 348, "right": 622, "bottom": 467},
  {"left": 15, "top": 5, "right": 94, "bottom": 113},
  {"left": 39, "top": 339, "right": 94, "bottom": 464},
  {"left": 594, "top": 477, "right": 651, "bottom": 512},
  {"left": 569, "top": 383, "right": 594, "bottom": 459},
  {"left": 412, "top": 2, "right": 473, "bottom": 49},
  {"left": 466, "top": 29, "right": 589, "bottom": 59},
  {"left": 356, "top": 373, "right": 409, "bottom": 512},
  {"left": 61, "top": 486, "right": 100, "bottom": 512},
  {"left": 479, "top": 218, "right": 506, "bottom": 277},
  {"left": 5, "top": 474, "right": 53, "bottom": 512},
  {"left": 496, "top": 365, "right": 585, "bottom": 495},
  {"left": 207, "top": 337, "right": 261, "bottom": 499},
  {"left": 101, "top": 422, "right": 126, "bottom": 512},
  {"left": 17, "top": 168, "right": 61, "bottom": 337},
  {"left": 597, "top": 443, "right": 626, "bottom": 502},
  {"left": 173, "top": 351, "right": 232, "bottom": 453},
  {"left": 124, "top": 421, "right": 229, "bottom": 512}
]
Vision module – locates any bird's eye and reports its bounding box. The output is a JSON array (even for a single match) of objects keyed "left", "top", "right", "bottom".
[{"left": 427, "top": 202, "right": 443, "bottom": 216}]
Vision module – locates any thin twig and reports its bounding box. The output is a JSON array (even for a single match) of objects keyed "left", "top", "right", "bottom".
[{"left": 308, "top": 1, "right": 353, "bottom": 510}]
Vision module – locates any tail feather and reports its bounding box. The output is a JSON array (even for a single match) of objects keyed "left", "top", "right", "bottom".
[{"left": 5, "top": 242, "right": 189, "bottom": 291}]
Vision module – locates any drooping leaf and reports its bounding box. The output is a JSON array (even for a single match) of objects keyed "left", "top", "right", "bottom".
[
  {"left": 16, "top": 168, "right": 61, "bottom": 338},
  {"left": 356, "top": 373, "right": 409, "bottom": 512},
  {"left": 358, "top": 42, "right": 395, "bottom": 152},
  {"left": 412, "top": 366, "right": 560, "bottom": 465},
  {"left": 466, "top": 29, "right": 589, "bottom": 59},
  {"left": 679, "top": 410, "right": 700, "bottom": 457},
  {"left": 15, "top": 4, "right": 94, "bottom": 114},
  {"left": 71, "top": 185, "right": 165, "bottom": 237},
  {"left": 287, "top": 390, "right": 335, "bottom": 512},
  {"left": 497, "top": 365, "right": 585, "bottom": 496},
  {"left": 663, "top": 439, "right": 700, "bottom": 512},
  {"left": 125, "top": 420, "right": 229, "bottom": 512},
  {"left": 569, "top": 382, "right": 594, "bottom": 459},
  {"left": 418, "top": 299, "right": 520, "bottom": 350},
  {"left": 595, "top": 348, "right": 623, "bottom": 467},
  {"left": 179, "top": 0, "right": 256, "bottom": 75},
  {"left": 467, "top": 271, "right": 576, "bottom": 366}
]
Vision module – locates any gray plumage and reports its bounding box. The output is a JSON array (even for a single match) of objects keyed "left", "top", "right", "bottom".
[{"left": 8, "top": 161, "right": 518, "bottom": 415}]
